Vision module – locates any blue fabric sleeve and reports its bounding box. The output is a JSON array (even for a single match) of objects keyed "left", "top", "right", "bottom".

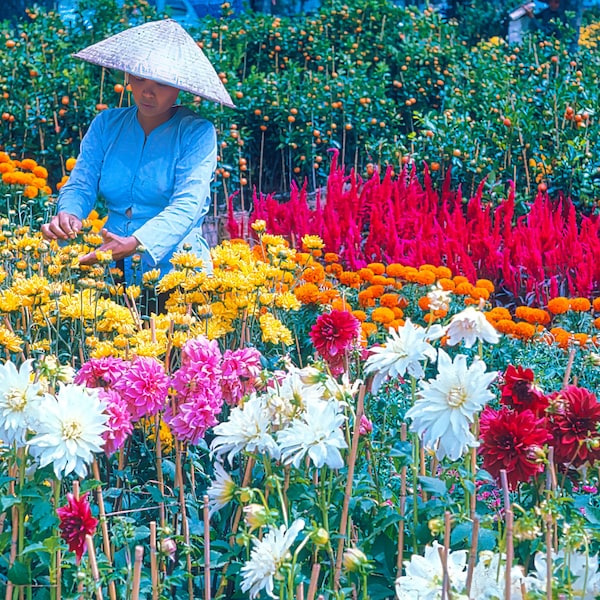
[
  {"left": 56, "top": 113, "right": 107, "bottom": 219},
  {"left": 133, "top": 120, "right": 217, "bottom": 266}
]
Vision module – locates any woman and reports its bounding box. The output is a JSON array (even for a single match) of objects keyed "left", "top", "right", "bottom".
[{"left": 41, "top": 19, "right": 235, "bottom": 285}]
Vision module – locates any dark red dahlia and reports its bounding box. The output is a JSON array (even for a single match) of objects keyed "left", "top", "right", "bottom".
[
  {"left": 547, "top": 385, "right": 600, "bottom": 468},
  {"left": 500, "top": 364, "right": 548, "bottom": 415},
  {"left": 479, "top": 406, "right": 551, "bottom": 489},
  {"left": 57, "top": 492, "right": 98, "bottom": 563},
  {"left": 309, "top": 310, "right": 361, "bottom": 375}
]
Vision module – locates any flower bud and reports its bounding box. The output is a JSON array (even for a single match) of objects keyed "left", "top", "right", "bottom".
[
  {"left": 243, "top": 504, "right": 269, "bottom": 531},
  {"left": 311, "top": 527, "right": 330, "bottom": 546},
  {"left": 342, "top": 547, "right": 369, "bottom": 573},
  {"left": 161, "top": 538, "right": 177, "bottom": 561}
]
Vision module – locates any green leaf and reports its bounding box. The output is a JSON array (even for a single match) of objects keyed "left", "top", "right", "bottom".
[
  {"left": 418, "top": 476, "right": 447, "bottom": 497},
  {"left": 8, "top": 561, "right": 31, "bottom": 585}
]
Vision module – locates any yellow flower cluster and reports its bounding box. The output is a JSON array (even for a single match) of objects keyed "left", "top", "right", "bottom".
[{"left": 0, "top": 152, "right": 52, "bottom": 198}]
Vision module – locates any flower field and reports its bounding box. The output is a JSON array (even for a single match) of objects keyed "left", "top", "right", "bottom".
[{"left": 3, "top": 0, "right": 600, "bottom": 599}]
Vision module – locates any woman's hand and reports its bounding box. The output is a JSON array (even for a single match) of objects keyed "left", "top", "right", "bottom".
[
  {"left": 79, "top": 229, "right": 140, "bottom": 266},
  {"left": 41, "top": 212, "right": 82, "bottom": 240}
]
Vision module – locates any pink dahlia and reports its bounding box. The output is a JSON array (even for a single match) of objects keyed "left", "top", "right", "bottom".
[
  {"left": 99, "top": 389, "right": 133, "bottom": 457},
  {"left": 221, "top": 347, "right": 263, "bottom": 406},
  {"left": 57, "top": 492, "right": 98, "bottom": 563},
  {"left": 479, "top": 406, "right": 551, "bottom": 489},
  {"left": 309, "top": 310, "right": 361, "bottom": 375},
  {"left": 164, "top": 391, "right": 223, "bottom": 445},
  {"left": 74, "top": 356, "right": 129, "bottom": 388},
  {"left": 500, "top": 364, "right": 548, "bottom": 415},
  {"left": 113, "top": 356, "right": 170, "bottom": 421},
  {"left": 547, "top": 385, "right": 600, "bottom": 468}
]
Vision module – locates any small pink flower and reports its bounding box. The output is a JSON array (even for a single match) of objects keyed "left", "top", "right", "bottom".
[
  {"left": 74, "top": 357, "right": 129, "bottom": 388},
  {"left": 99, "top": 389, "right": 133, "bottom": 457},
  {"left": 221, "top": 347, "right": 263, "bottom": 406},
  {"left": 164, "top": 391, "right": 223, "bottom": 445},
  {"left": 359, "top": 414, "right": 373, "bottom": 436},
  {"left": 114, "top": 357, "right": 170, "bottom": 420}
]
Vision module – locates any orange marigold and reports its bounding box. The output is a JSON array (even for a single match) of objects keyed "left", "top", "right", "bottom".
[
  {"left": 339, "top": 271, "right": 361, "bottom": 287},
  {"left": 486, "top": 307, "right": 512, "bottom": 321},
  {"left": 389, "top": 318, "right": 405, "bottom": 330},
  {"left": 417, "top": 296, "right": 431, "bottom": 311},
  {"left": 367, "top": 262, "right": 386, "bottom": 275},
  {"left": 380, "top": 293, "right": 399, "bottom": 308},
  {"left": 357, "top": 267, "right": 375, "bottom": 283},
  {"left": 302, "top": 263, "right": 325, "bottom": 283},
  {"left": 367, "top": 284, "right": 385, "bottom": 299},
  {"left": 435, "top": 266, "right": 453, "bottom": 279},
  {"left": 32, "top": 165, "right": 48, "bottom": 179},
  {"left": 453, "top": 275, "right": 469, "bottom": 285},
  {"left": 437, "top": 278, "right": 455, "bottom": 291},
  {"left": 23, "top": 185, "right": 38, "bottom": 198},
  {"left": 371, "top": 307, "right": 395, "bottom": 324},
  {"left": 331, "top": 298, "right": 353, "bottom": 312},
  {"left": 423, "top": 313, "right": 439, "bottom": 324},
  {"left": 471, "top": 287, "right": 490, "bottom": 301},
  {"left": 455, "top": 282, "right": 474, "bottom": 295},
  {"left": 352, "top": 309, "right": 368, "bottom": 322},
  {"left": 415, "top": 270, "right": 436, "bottom": 285},
  {"left": 594, "top": 317, "right": 600, "bottom": 329},
  {"left": 593, "top": 297, "right": 600, "bottom": 312},
  {"left": 573, "top": 333, "right": 589, "bottom": 346},
  {"left": 357, "top": 290, "right": 375, "bottom": 308},
  {"left": 403, "top": 266, "right": 419, "bottom": 282},
  {"left": 392, "top": 306, "right": 404, "bottom": 318},
  {"left": 475, "top": 278, "right": 495, "bottom": 293},
  {"left": 547, "top": 297, "right": 570, "bottom": 315},
  {"left": 513, "top": 321, "right": 536, "bottom": 340},
  {"left": 372, "top": 275, "right": 389, "bottom": 286},
  {"left": 294, "top": 283, "right": 320, "bottom": 304},
  {"left": 324, "top": 252, "right": 339, "bottom": 263},
  {"left": 318, "top": 289, "right": 339, "bottom": 304},
  {"left": 326, "top": 263, "right": 343, "bottom": 277},
  {"left": 386, "top": 263, "right": 405, "bottom": 278},
  {"left": 361, "top": 322, "right": 378, "bottom": 339},
  {"left": 20, "top": 158, "right": 37, "bottom": 171},
  {"left": 570, "top": 297, "right": 591, "bottom": 312},
  {"left": 295, "top": 252, "right": 312, "bottom": 265},
  {"left": 495, "top": 319, "right": 516, "bottom": 334}
]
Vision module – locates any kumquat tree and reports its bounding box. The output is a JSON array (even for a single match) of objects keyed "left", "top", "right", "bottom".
[{"left": 2, "top": 0, "right": 600, "bottom": 599}]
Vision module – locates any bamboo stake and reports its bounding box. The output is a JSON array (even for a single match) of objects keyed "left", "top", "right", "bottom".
[
  {"left": 150, "top": 522, "right": 159, "bottom": 600},
  {"left": 175, "top": 441, "right": 194, "bottom": 600},
  {"left": 307, "top": 563, "right": 321, "bottom": 600},
  {"left": 504, "top": 509, "right": 514, "bottom": 600},
  {"left": 296, "top": 583, "right": 304, "bottom": 600},
  {"left": 56, "top": 549, "right": 62, "bottom": 600},
  {"left": 465, "top": 517, "right": 479, "bottom": 596},
  {"left": 396, "top": 423, "right": 407, "bottom": 579},
  {"left": 334, "top": 384, "right": 366, "bottom": 589},
  {"left": 92, "top": 460, "right": 117, "bottom": 600},
  {"left": 562, "top": 346, "right": 576, "bottom": 388},
  {"left": 85, "top": 535, "right": 103, "bottom": 600},
  {"left": 545, "top": 513, "right": 553, "bottom": 600},
  {"left": 203, "top": 495, "right": 211, "bottom": 600},
  {"left": 154, "top": 414, "right": 166, "bottom": 527},
  {"left": 440, "top": 511, "right": 451, "bottom": 600},
  {"left": 131, "top": 546, "right": 144, "bottom": 600}
]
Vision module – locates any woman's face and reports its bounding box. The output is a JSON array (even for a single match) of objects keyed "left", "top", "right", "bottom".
[{"left": 127, "top": 75, "right": 180, "bottom": 121}]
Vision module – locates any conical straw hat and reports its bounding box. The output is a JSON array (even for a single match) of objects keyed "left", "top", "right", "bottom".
[{"left": 73, "top": 19, "right": 235, "bottom": 108}]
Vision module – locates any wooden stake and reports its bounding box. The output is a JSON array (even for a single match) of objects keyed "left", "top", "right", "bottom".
[
  {"left": 203, "top": 495, "right": 211, "bottom": 600},
  {"left": 150, "top": 522, "right": 159, "bottom": 600},
  {"left": 504, "top": 509, "right": 514, "bottom": 600},
  {"left": 465, "top": 517, "right": 479, "bottom": 596},
  {"left": 396, "top": 423, "right": 407, "bottom": 579},
  {"left": 334, "top": 385, "right": 365, "bottom": 589},
  {"left": 307, "top": 563, "right": 321, "bottom": 600},
  {"left": 131, "top": 546, "right": 144, "bottom": 600},
  {"left": 85, "top": 535, "right": 103, "bottom": 600}
]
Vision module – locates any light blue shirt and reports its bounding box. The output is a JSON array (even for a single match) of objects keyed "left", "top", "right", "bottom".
[{"left": 57, "top": 105, "right": 217, "bottom": 283}]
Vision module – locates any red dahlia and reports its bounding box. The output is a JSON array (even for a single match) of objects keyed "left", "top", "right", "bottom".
[
  {"left": 547, "top": 385, "right": 600, "bottom": 468},
  {"left": 500, "top": 364, "right": 548, "bottom": 415},
  {"left": 57, "top": 492, "right": 98, "bottom": 563},
  {"left": 479, "top": 406, "right": 551, "bottom": 489},
  {"left": 309, "top": 310, "right": 361, "bottom": 375}
]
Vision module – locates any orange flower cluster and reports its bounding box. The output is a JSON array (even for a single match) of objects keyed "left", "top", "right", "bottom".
[{"left": 0, "top": 152, "right": 52, "bottom": 198}]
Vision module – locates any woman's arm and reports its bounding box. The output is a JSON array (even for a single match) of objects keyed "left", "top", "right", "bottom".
[{"left": 132, "top": 119, "right": 218, "bottom": 266}]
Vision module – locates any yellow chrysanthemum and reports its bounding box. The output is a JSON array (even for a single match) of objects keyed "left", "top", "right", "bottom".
[
  {"left": 156, "top": 271, "right": 187, "bottom": 293},
  {"left": 170, "top": 251, "right": 205, "bottom": 269},
  {"left": 301, "top": 234, "right": 325, "bottom": 250},
  {"left": 0, "top": 325, "right": 24, "bottom": 352},
  {"left": 0, "top": 289, "right": 25, "bottom": 312},
  {"left": 259, "top": 312, "right": 293, "bottom": 345},
  {"left": 274, "top": 291, "right": 301, "bottom": 311}
]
